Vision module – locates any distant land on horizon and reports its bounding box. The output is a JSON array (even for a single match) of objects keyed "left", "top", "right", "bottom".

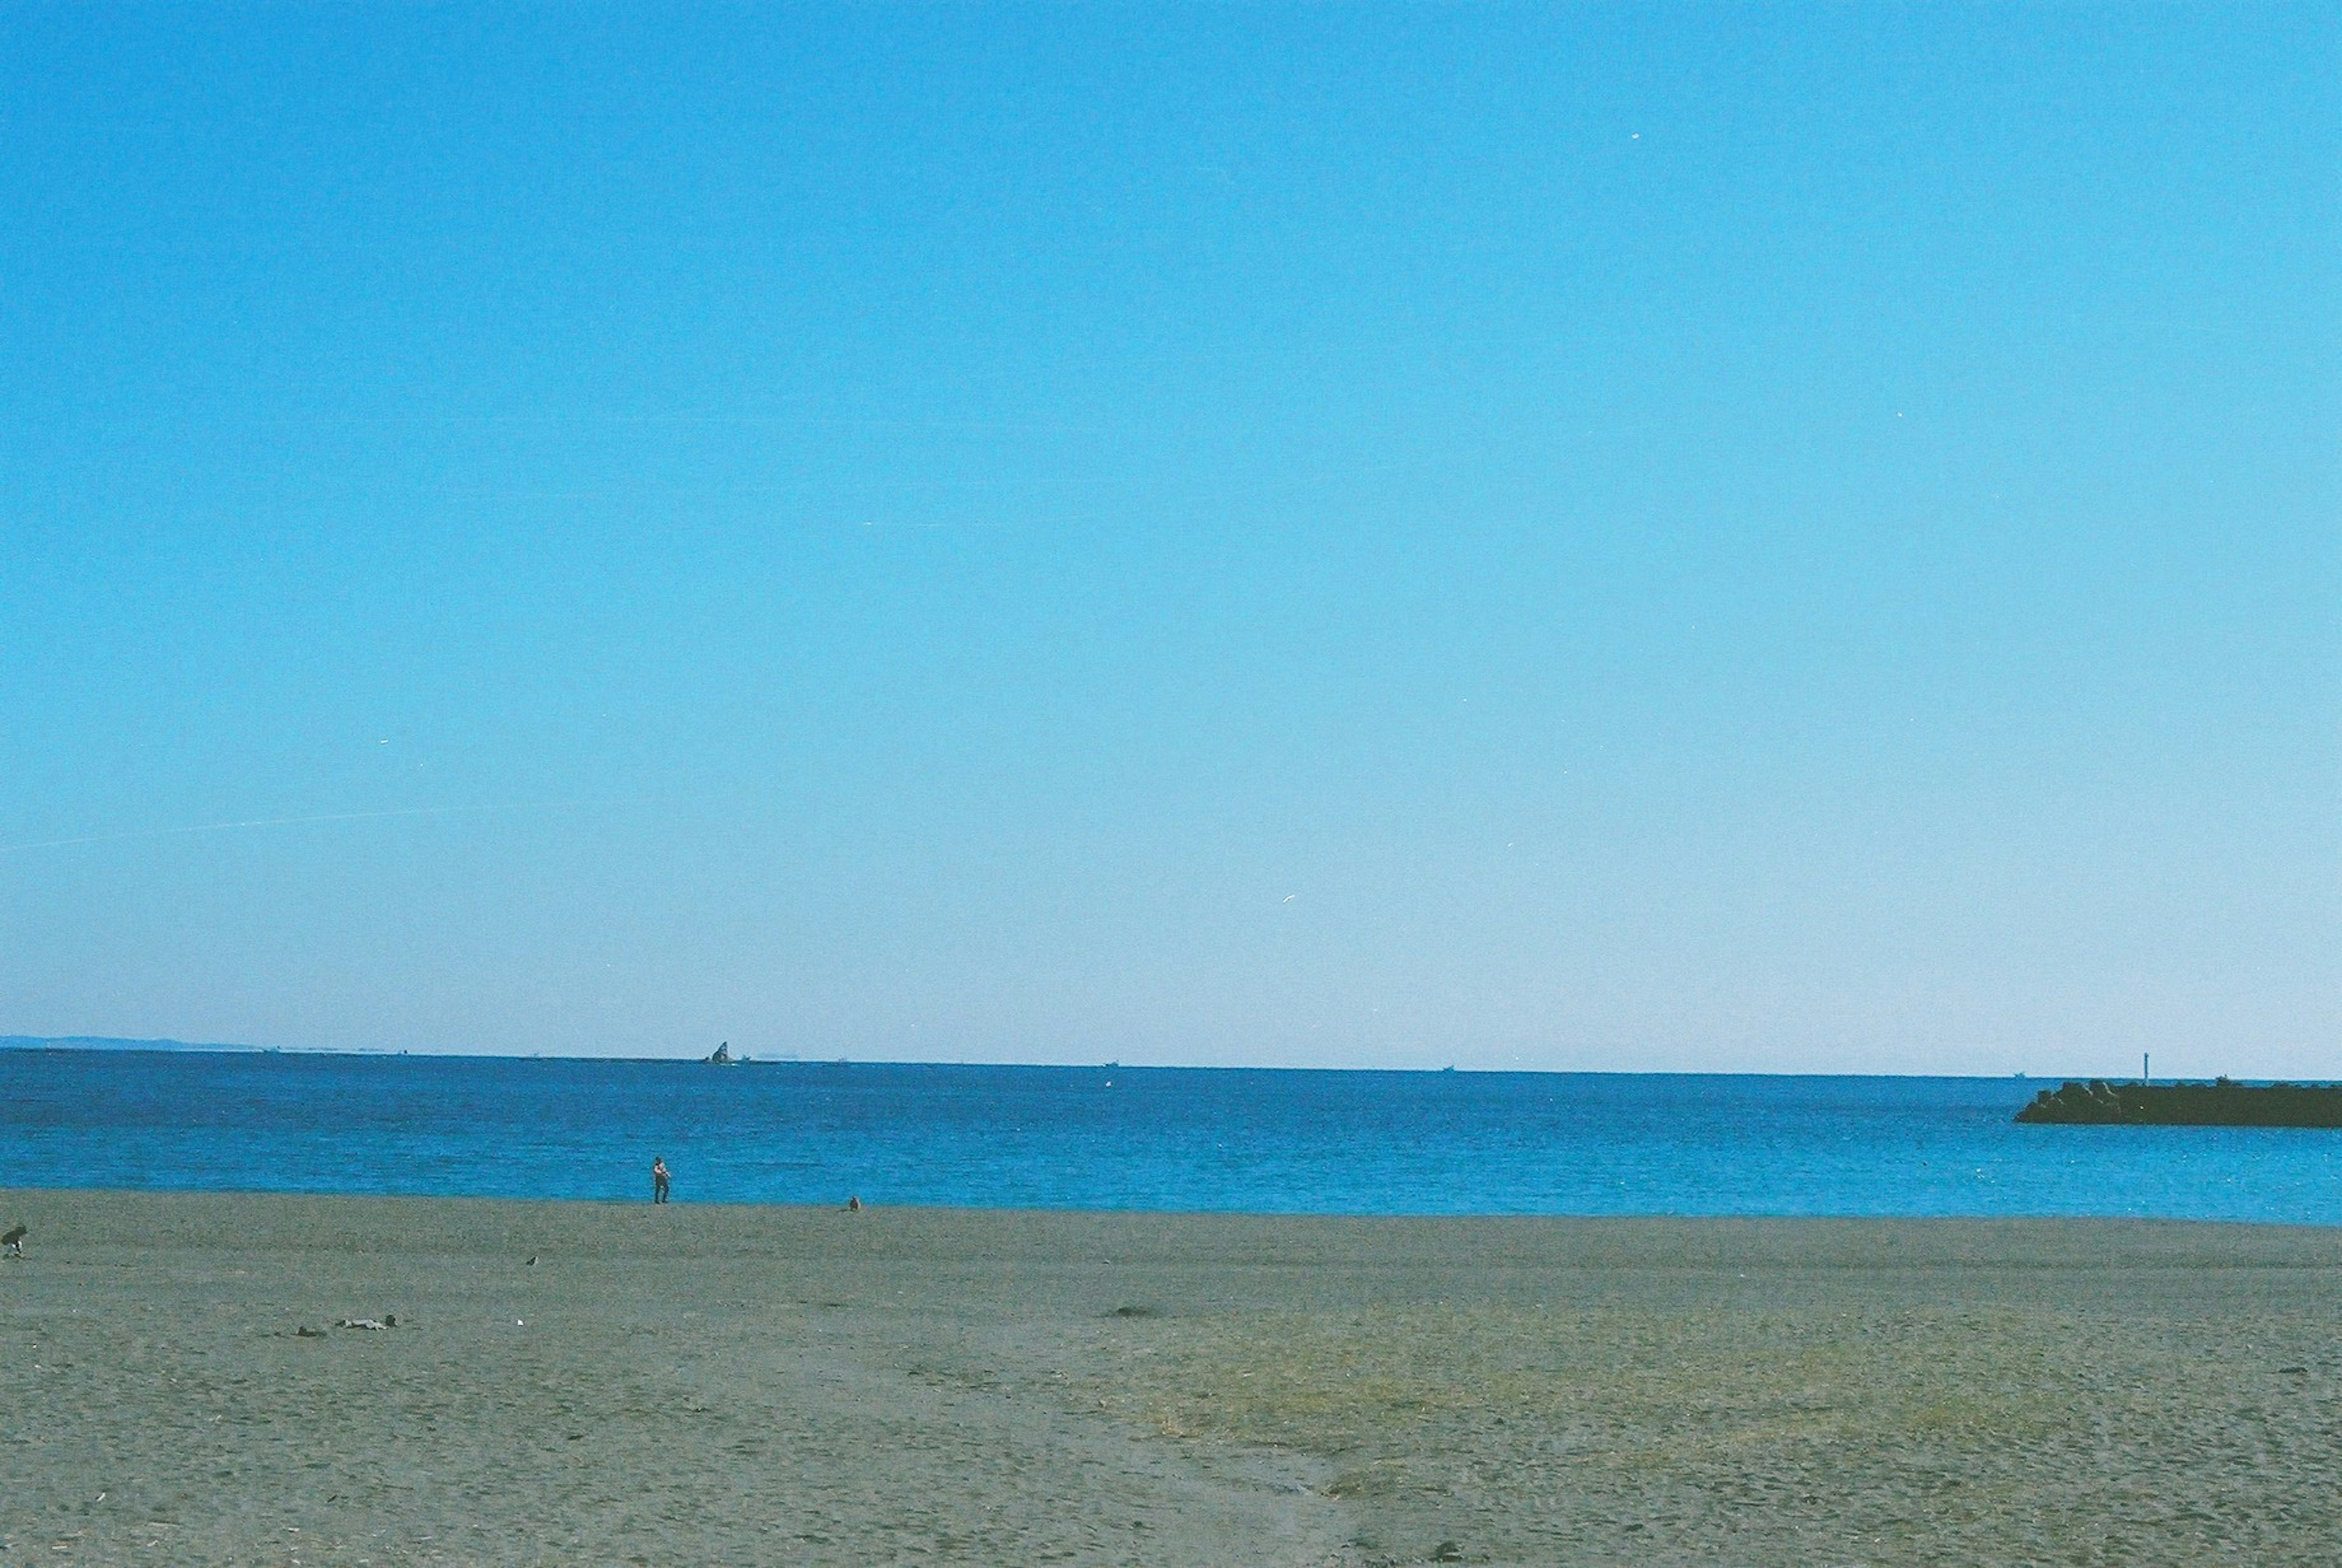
[
  {"left": 0, "top": 1035, "right": 747, "bottom": 1060},
  {"left": 2, "top": 1034, "right": 263, "bottom": 1053},
  {"left": 10, "top": 1037, "right": 2323, "bottom": 1087},
  {"left": 0, "top": 1038, "right": 2138, "bottom": 1081}
]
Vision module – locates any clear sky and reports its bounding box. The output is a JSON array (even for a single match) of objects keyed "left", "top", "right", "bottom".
[{"left": 2, "top": 4, "right": 2335, "bottom": 1074}]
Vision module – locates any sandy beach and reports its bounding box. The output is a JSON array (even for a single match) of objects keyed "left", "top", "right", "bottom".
[{"left": 3, "top": 1191, "right": 2338, "bottom": 1566}]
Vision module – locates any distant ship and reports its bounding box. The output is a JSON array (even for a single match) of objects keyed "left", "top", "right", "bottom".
[
  {"left": 2016, "top": 1078, "right": 2342, "bottom": 1128},
  {"left": 704, "top": 1041, "right": 739, "bottom": 1065}
]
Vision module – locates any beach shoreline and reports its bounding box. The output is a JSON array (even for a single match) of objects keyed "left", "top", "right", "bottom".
[{"left": 5, "top": 1190, "right": 2339, "bottom": 1565}]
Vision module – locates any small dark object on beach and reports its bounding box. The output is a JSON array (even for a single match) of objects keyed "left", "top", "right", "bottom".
[
  {"left": 526, "top": 1255, "right": 537, "bottom": 1266},
  {"left": 1111, "top": 1305, "right": 1156, "bottom": 1319},
  {"left": 1, "top": 1223, "right": 25, "bottom": 1257},
  {"left": 295, "top": 1325, "right": 325, "bottom": 1337},
  {"left": 846, "top": 1195, "right": 862, "bottom": 1212},
  {"left": 1434, "top": 1542, "right": 1465, "bottom": 1562}
]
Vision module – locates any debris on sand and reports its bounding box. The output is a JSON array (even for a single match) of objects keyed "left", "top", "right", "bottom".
[{"left": 335, "top": 1316, "right": 397, "bottom": 1330}]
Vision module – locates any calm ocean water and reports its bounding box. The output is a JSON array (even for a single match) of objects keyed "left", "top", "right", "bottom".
[{"left": 4, "top": 1050, "right": 2338, "bottom": 1222}]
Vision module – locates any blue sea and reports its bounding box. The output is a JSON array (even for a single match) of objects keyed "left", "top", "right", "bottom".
[{"left": 4, "top": 1050, "right": 2339, "bottom": 1223}]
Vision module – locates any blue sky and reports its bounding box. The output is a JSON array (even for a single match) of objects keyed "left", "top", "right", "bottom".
[{"left": 3, "top": 4, "right": 2335, "bottom": 1073}]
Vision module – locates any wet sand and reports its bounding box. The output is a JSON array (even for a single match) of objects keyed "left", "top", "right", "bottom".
[{"left": 3, "top": 1190, "right": 2338, "bottom": 1565}]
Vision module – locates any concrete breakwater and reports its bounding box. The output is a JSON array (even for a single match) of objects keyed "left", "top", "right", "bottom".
[{"left": 2016, "top": 1078, "right": 2342, "bottom": 1128}]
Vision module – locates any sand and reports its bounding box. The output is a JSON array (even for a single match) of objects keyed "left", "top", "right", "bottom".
[{"left": 2, "top": 1192, "right": 2339, "bottom": 1566}]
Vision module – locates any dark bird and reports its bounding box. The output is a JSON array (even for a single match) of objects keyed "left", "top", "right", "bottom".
[
  {"left": 2, "top": 1224, "right": 27, "bottom": 1256},
  {"left": 526, "top": 1255, "right": 538, "bottom": 1266}
]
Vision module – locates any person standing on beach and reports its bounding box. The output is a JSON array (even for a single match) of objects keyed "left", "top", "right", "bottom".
[{"left": 652, "top": 1158, "right": 671, "bottom": 1205}]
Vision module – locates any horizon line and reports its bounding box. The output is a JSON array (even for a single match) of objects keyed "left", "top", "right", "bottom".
[{"left": 0, "top": 1037, "right": 2141, "bottom": 1079}]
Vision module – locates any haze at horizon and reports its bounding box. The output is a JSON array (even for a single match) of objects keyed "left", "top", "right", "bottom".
[{"left": 2, "top": 4, "right": 2335, "bottom": 1076}]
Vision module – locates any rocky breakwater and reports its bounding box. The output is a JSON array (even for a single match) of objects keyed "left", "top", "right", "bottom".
[{"left": 2016, "top": 1078, "right": 2342, "bottom": 1128}]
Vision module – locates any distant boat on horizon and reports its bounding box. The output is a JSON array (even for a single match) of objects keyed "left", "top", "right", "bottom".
[{"left": 705, "top": 1041, "right": 739, "bottom": 1065}]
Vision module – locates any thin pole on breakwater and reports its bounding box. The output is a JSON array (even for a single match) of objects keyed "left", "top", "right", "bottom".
[{"left": 2144, "top": 1052, "right": 2150, "bottom": 1083}]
